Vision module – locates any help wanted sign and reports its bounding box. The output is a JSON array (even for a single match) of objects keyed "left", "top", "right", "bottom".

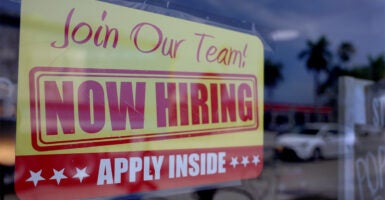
[{"left": 15, "top": 0, "right": 264, "bottom": 199}]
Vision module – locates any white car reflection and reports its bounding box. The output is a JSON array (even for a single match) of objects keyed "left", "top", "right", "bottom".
[{"left": 275, "top": 123, "right": 343, "bottom": 161}]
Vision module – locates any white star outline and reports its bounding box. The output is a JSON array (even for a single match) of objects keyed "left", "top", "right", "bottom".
[
  {"left": 73, "top": 167, "right": 89, "bottom": 183},
  {"left": 241, "top": 156, "right": 249, "bottom": 167},
  {"left": 230, "top": 157, "right": 239, "bottom": 168},
  {"left": 50, "top": 168, "right": 67, "bottom": 184},
  {"left": 252, "top": 155, "right": 261, "bottom": 166},
  {"left": 26, "top": 170, "right": 45, "bottom": 187}
]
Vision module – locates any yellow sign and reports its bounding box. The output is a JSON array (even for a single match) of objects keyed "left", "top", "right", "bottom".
[
  {"left": 17, "top": 0, "right": 264, "bottom": 155},
  {"left": 16, "top": 0, "right": 264, "bottom": 198},
  {"left": 30, "top": 67, "right": 258, "bottom": 150}
]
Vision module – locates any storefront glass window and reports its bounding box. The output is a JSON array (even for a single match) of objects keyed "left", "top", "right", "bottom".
[{"left": 1, "top": 0, "right": 385, "bottom": 199}]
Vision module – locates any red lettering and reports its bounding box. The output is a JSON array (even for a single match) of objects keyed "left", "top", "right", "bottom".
[
  {"left": 72, "top": 22, "right": 93, "bottom": 44},
  {"left": 238, "top": 83, "right": 253, "bottom": 121},
  {"left": 190, "top": 83, "right": 209, "bottom": 125},
  {"left": 94, "top": 11, "right": 119, "bottom": 48},
  {"left": 51, "top": 8, "right": 75, "bottom": 48},
  {"left": 44, "top": 81, "right": 75, "bottom": 135},
  {"left": 43, "top": 80, "right": 149, "bottom": 136},
  {"left": 194, "top": 32, "right": 247, "bottom": 68},
  {"left": 155, "top": 82, "right": 253, "bottom": 128},
  {"left": 43, "top": 79, "right": 254, "bottom": 136},
  {"left": 130, "top": 22, "right": 185, "bottom": 58},
  {"left": 195, "top": 33, "right": 214, "bottom": 62},
  {"left": 78, "top": 81, "right": 105, "bottom": 133},
  {"left": 130, "top": 22, "right": 163, "bottom": 53},
  {"left": 206, "top": 46, "right": 217, "bottom": 63},
  {"left": 179, "top": 83, "right": 189, "bottom": 126},
  {"left": 106, "top": 82, "right": 146, "bottom": 130},
  {"left": 217, "top": 48, "right": 229, "bottom": 65},
  {"left": 210, "top": 83, "right": 219, "bottom": 123},
  {"left": 230, "top": 48, "right": 243, "bottom": 67},
  {"left": 51, "top": 8, "right": 119, "bottom": 49},
  {"left": 161, "top": 37, "right": 185, "bottom": 58},
  {"left": 220, "top": 83, "right": 236, "bottom": 122},
  {"left": 156, "top": 82, "right": 178, "bottom": 127}
]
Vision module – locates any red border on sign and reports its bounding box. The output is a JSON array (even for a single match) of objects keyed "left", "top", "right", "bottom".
[
  {"left": 29, "top": 67, "right": 259, "bottom": 151},
  {"left": 15, "top": 146, "right": 263, "bottom": 200}
]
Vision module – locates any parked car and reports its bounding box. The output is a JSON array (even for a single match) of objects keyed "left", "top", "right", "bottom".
[{"left": 274, "top": 123, "right": 343, "bottom": 161}]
